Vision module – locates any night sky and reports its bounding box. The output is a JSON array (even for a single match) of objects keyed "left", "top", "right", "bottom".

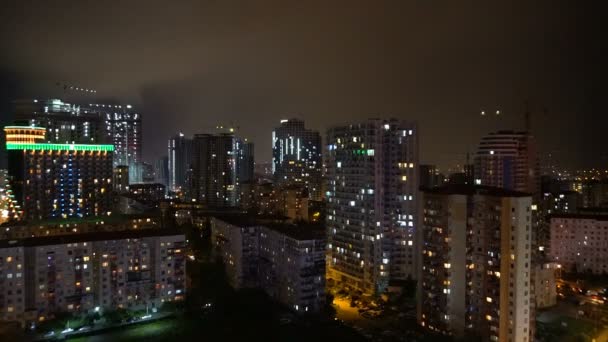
[{"left": 0, "top": 1, "right": 602, "bottom": 170}]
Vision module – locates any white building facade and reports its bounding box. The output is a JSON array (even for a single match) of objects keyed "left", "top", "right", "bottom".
[{"left": 325, "top": 119, "right": 419, "bottom": 295}]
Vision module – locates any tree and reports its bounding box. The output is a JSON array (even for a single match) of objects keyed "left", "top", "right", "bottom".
[{"left": 103, "top": 308, "right": 130, "bottom": 324}]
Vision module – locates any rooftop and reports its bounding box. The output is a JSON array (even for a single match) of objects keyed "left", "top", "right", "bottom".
[
  {"left": 17, "top": 213, "right": 158, "bottom": 226},
  {"left": 0, "top": 228, "right": 183, "bottom": 248},
  {"left": 550, "top": 213, "right": 608, "bottom": 221},
  {"left": 212, "top": 214, "right": 325, "bottom": 241},
  {"left": 421, "top": 184, "right": 531, "bottom": 197}
]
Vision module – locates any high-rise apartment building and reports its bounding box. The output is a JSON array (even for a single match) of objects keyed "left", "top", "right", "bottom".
[
  {"left": 272, "top": 119, "right": 322, "bottom": 201},
  {"left": 419, "top": 185, "right": 533, "bottom": 342},
  {"left": 474, "top": 131, "right": 540, "bottom": 197},
  {"left": 325, "top": 119, "right": 419, "bottom": 295},
  {"left": 155, "top": 156, "right": 169, "bottom": 187},
  {"left": 192, "top": 133, "right": 237, "bottom": 207},
  {"left": 97, "top": 104, "right": 142, "bottom": 170},
  {"left": 236, "top": 139, "right": 254, "bottom": 184},
  {"left": 12, "top": 99, "right": 105, "bottom": 144},
  {"left": 167, "top": 134, "right": 192, "bottom": 193},
  {"left": 5, "top": 126, "right": 113, "bottom": 221}
]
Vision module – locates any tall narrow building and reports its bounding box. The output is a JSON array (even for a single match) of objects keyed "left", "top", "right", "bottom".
[
  {"left": 98, "top": 104, "right": 142, "bottom": 182},
  {"left": 326, "top": 119, "right": 419, "bottom": 295},
  {"left": 236, "top": 139, "right": 254, "bottom": 184},
  {"left": 419, "top": 185, "right": 534, "bottom": 342},
  {"left": 474, "top": 131, "right": 539, "bottom": 197},
  {"left": 155, "top": 155, "right": 169, "bottom": 187},
  {"left": 192, "top": 133, "right": 237, "bottom": 207},
  {"left": 167, "top": 133, "right": 192, "bottom": 193},
  {"left": 272, "top": 119, "right": 322, "bottom": 200}
]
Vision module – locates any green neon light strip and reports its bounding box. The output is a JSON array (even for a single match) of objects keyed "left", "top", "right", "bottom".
[
  {"left": 4, "top": 126, "right": 46, "bottom": 130},
  {"left": 5, "top": 142, "right": 114, "bottom": 152}
]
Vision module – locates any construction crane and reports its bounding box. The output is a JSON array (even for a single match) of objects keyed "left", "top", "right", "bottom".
[{"left": 55, "top": 82, "right": 97, "bottom": 94}]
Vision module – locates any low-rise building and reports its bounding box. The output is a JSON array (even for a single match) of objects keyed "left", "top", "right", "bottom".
[
  {"left": 211, "top": 216, "right": 325, "bottom": 313},
  {"left": 549, "top": 213, "right": 608, "bottom": 274},
  {"left": 0, "top": 229, "right": 185, "bottom": 325},
  {"left": 128, "top": 183, "right": 166, "bottom": 204}
]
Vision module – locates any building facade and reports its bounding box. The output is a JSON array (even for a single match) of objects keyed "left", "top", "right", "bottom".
[
  {"left": 5, "top": 126, "right": 113, "bottom": 221},
  {"left": 325, "top": 119, "right": 419, "bottom": 295},
  {"left": 13, "top": 99, "right": 105, "bottom": 144},
  {"left": 474, "top": 131, "right": 540, "bottom": 197},
  {"left": 419, "top": 164, "right": 442, "bottom": 189},
  {"left": 192, "top": 133, "right": 236, "bottom": 207},
  {"left": 167, "top": 134, "right": 192, "bottom": 193},
  {"left": 211, "top": 216, "right": 326, "bottom": 313},
  {"left": 113, "top": 165, "right": 129, "bottom": 193},
  {"left": 549, "top": 213, "right": 608, "bottom": 274},
  {"left": 155, "top": 156, "right": 169, "bottom": 188},
  {"left": 534, "top": 262, "right": 558, "bottom": 309},
  {"left": 272, "top": 119, "right": 322, "bottom": 201},
  {"left": 99, "top": 105, "right": 142, "bottom": 172},
  {"left": 128, "top": 183, "right": 166, "bottom": 205},
  {"left": 420, "top": 185, "right": 534, "bottom": 342},
  {"left": 0, "top": 229, "right": 185, "bottom": 324},
  {"left": 236, "top": 139, "right": 254, "bottom": 184},
  {"left": 276, "top": 185, "right": 310, "bottom": 222}
]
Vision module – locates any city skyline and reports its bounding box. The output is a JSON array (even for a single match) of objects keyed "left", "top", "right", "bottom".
[
  {"left": 0, "top": 1, "right": 603, "bottom": 170},
  {"left": 0, "top": 2, "right": 606, "bottom": 341}
]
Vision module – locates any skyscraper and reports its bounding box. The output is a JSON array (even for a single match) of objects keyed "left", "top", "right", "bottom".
[
  {"left": 167, "top": 133, "right": 192, "bottom": 193},
  {"left": 12, "top": 99, "right": 105, "bottom": 144},
  {"left": 236, "top": 139, "right": 254, "bottom": 184},
  {"left": 192, "top": 133, "right": 237, "bottom": 207},
  {"left": 474, "top": 131, "right": 539, "bottom": 196},
  {"left": 155, "top": 155, "right": 169, "bottom": 187},
  {"left": 272, "top": 119, "right": 322, "bottom": 200},
  {"left": 5, "top": 126, "right": 113, "bottom": 221},
  {"left": 326, "top": 118, "right": 419, "bottom": 295},
  {"left": 98, "top": 104, "right": 142, "bottom": 180},
  {"left": 419, "top": 184, "right": 534, "bottom": 341}
]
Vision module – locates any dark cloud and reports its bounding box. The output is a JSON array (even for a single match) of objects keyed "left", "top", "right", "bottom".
[{"left": 0, "top": 0, "right": 602, "bottom": 169}]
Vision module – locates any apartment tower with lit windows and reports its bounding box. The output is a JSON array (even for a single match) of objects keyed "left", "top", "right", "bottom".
[
  {"left": 419, "top": 185, "right": 534, "bottom": 342},
  {"left": 272, "top": 119, "right": 322, "bottom": 201},
  {"left": 167, "top": 133, "right": 192, "bottom": 193},
  {"left": 4, "top": 126, "right": 113, "bottom": 221},
  {"left": 325, "top": 118, "right": 419, "bottom": 295},
  {"left": 474, "top": 131, "right": 540, "bottom": 197}
]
